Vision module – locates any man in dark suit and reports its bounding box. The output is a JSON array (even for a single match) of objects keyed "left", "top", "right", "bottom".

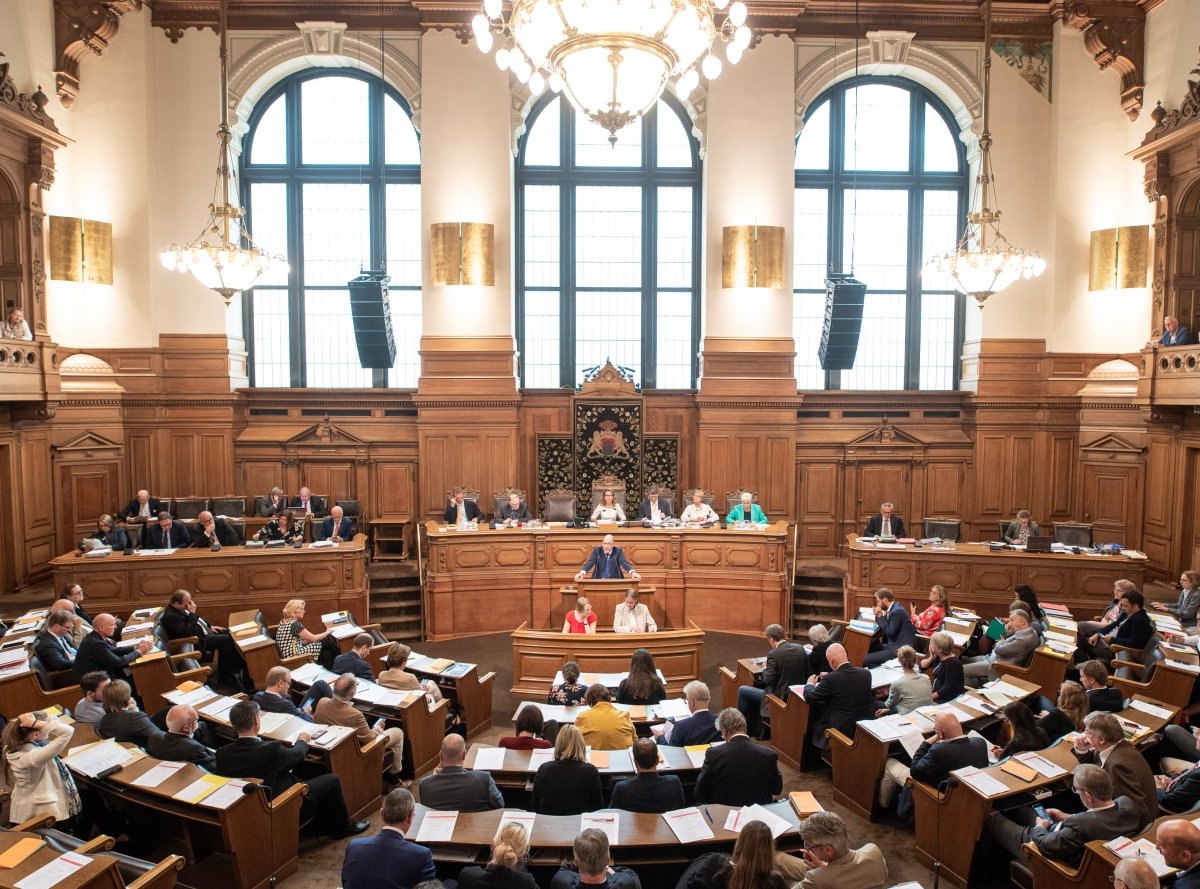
[
  {"left": 736, "top": 623, "right": 809, "bottom": 738},
  {"left": 143, "top": 512, "right": 191, "bottom": 549},
  {"left": 74, "top": 613, "right": 154, "bottom": 682},
  {"left": 215, "top": 700, "right": 368, "bottom": 838},
  {"left": 550, "top": 829, "right": 642, "bottom": 889},
  {"left": 318, "top": 506, "right": 354, "bottom": 542},
  {"left": 863, "top": 588, "right": 919, "bottom": 667},
  {"left": 1079, "top": 660, "right": 1124, "bottom": 711},
  {"left": 1072, "top": 711, "right": 1158, "bottom": 826},
  {"left": 255, "top": 487, "right": 287, "bottom": 517},
  {"left": 574, "top": 534, "right": 642, "bottom": 582},
  {"left": 801, "top": 643, "right": 875, "bottom": 750},
  {"left": 341, "top": 788, "right": 435, "bottom": 889},
  {"left": 610, "top": 738, "right": 685, "bottom": 813},
  {"left": 495, "top": 491, "right": 532, "bottom": 527},
  {"left": 119, "top": 489, "right": 163, "bottom": 522},
  {"left": 148, "top": 705, "right": 217, "bottom": 771},
  {"left": 878, "top": 712, "right": 988, "bottom": 808},
  {"left": 655, "top": 680, "right": 721, "bottom": 746},
  {"left": 863, "top": 501, "right": 905, "bottom": 538},
  {"left": 1158, "top": 819, "right": 1200, "bottom": 889},
  {"left": 289, "top": 486, "right": 325, "bottom": 516},
  {"left": 988, "top": 765, "right": 1142, "bottom": 867},
  {"left": 418, "top": 734, "right": 504, "bottom": 812},
  {"left": 161, "top": 590, "right": 247, "bottom": 688},
  {"left": 635, "top": 488, "right": 673, "bottom": 524},
  {"left": 1089, "top": 590, "right": 1155, "bottom": 664},
  {"left": 443, "top": 486, "right": 482, "bottom": 524},
  {"left": 189, "top": 511, "right": 239, "bottom": 549},
  {"left": 332, "top": 634, "right": 376, "bottom": 681},
  {"left": 253, "top": 666, "right": 332, "bottom": 721},
  {"left": 1157, "top": 758, "right": 1200, "bottom": 813},
  {"left": 694, "top": 708, "right": 782, "bottom": 806},
  {"left": 34, "top": 610, "right": 79, "bottom": 672}
]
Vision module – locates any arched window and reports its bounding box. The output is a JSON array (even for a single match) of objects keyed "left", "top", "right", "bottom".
[
  {"left": 516, "top": 95, "right": 701, "bottom": 389},
  {"left": 793, "top": 77, "right": 968, "bottom": 390},
  {"left": 241, "top": 70, "right": 421, "bottom": 388}
]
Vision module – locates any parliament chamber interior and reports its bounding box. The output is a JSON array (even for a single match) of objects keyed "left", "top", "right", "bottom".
[{"left": 2, "top": 0, "right": 1200, "bottom": 887}]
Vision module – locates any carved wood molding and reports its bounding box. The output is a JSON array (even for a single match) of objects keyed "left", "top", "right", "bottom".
[
  {"left": 53, "top": 1, "right": 145, "bottom": 108},
  {"left": 1052, "top": 0, "right": 1146, "bottom": 120}
]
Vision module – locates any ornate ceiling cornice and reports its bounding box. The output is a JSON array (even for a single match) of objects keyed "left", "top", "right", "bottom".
[
  {"left": 1050, "top": 0, "right": 1147, "bottom": 120},
  {"left": 53, "top": 0, "right": 146, "bottom": 107}
]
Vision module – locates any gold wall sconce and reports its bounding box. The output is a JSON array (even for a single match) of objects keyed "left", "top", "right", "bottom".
[
  {"left": 49, "top": 216, "right": 113, "bottom": 285},
  {"left": 431, "top": 222, "right": 495, "bottom": 286},
  {"left": 722, "top": 224, "right": 785, "bottom": 289}
]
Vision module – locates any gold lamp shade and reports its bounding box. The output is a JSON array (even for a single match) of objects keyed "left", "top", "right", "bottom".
[
  {"left": 431, "top": 222, "right": 495, "bottom": 286},
  {"left": 49, "top": 216, "right": 113, "bottom": 285},
  {"left": 1088, "top": 225, "right": 1149, "bottom": 291},
  {"left": 722, "top": 225, "right": 785, "bottom": 289}
]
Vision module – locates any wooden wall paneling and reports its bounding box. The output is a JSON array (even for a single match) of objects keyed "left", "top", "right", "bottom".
[
  {"left": 243, "top": 460, "right": 285, "bottom": 499},
  {"left": 18, "top": 429, "right": 55, "bottom": 578},
  {"left": 126, "top": 431, "right": 155, "bottom": 493},
  {"left": 0, "top": 440, "right": 16, "bottom": 594},
  {"left": 301, "top": 462, "right": 354, "bottom": 505},
  {"left": 976, "top": 434, "right": 1008, "bottom": 515},
  {"left": 764, "top": 435, "right": 793, "bottom": 519},
  {"left": 200, "top": 433, "right": 233, "bottom": 494},
  {"left": 1048, "top": 434, "right": 1077, "bottom": 518},
  {"left": 169, "top": 433, "right": 196, "bottom": 494},
  {"left": 57, "top": 461, "right": 120, "bottom": 553},
  {"left": 855, "top": 462, "right": 910, "bottom": 526},
  {"left": 923, "top": 462, "right": 964, "bottom": 519},
  {"left": 374, "top": 462, "right": 416, "bottom": 517},
  {"left": 797, "top": 459, "right": 839, "bottom": 553},
  {"left": 1009, "top": 434, "right": 1036, "bottom": 511},
  {"left": 1082, "top": 463, "right": 1142, "bottom": 546},
  {"left": 1142, "top": 435, "right": 1178, "bottom": 569}
]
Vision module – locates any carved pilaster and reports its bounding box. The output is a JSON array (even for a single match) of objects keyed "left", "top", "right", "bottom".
[
  {"left": 1054, "top": 1, "right": 1146, "bottom": 120},
  {"left": 53, "top": 0, "right": 144, "bottom": 107}
]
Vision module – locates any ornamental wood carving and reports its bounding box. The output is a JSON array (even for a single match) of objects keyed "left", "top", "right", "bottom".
[
  {"left": 53, "top": 0, "right": 145, "bottom": 107},
  {"left": 1053, "top": 0, "right": 1147, "bottom": 120}
]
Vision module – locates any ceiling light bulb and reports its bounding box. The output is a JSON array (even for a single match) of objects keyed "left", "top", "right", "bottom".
[
  {"left": 476, "top": 29, "right": 494, "bottom": 53},
  {"left": 726, "top": 42, "right": 743, "bottom": 64},
  {"left": 548, "top": 71, "right": 563, "bottom": 93},
  {"left": 483, "top": 0, "right": 501, "bottom": 18},
  {"left": 729, "top": 1, "right": 747, "bottom": 26},
  {"left": 529, "top": 71, "right": 546, "bottom": 95},
  {"left": 495, "top": 47, "right": 510, "bottom": 70},
  {"left": 471, "top": 13, "right": 489, "bottom": 37},
  {"left": 701, "top": 54, "right": 722, "bottom": 80},
  {"left": 735, "top": 25, "right": 752, "bottom": 48}
]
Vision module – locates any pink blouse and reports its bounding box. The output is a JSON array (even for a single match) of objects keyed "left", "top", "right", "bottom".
[
  {"left": 565, "top": 611, "right": 597, "bottom": 633},
  {"left": 912, "top": 604, "right": 946, "bottom": 636}
]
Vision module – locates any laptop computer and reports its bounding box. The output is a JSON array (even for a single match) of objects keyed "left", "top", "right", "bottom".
[{"left": 1025, "top": 535, "right": 1054, "bottom": 553}]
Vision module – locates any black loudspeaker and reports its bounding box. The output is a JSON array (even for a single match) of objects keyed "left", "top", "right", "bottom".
[
  {"left": 347, "top": 270, "right": 397, "bottom": 369},
  {"left": 819, "top": 274, "right": 867, "bottom": 371}
]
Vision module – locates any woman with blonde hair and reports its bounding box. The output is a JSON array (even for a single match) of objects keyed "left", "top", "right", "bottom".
[
  {"left": 911, "top": 585, "right": 950, "bottom": 636},
  {"left": 679, "top": 820, "right": 788, "bottom": 889},
  {"left": 1036, "top": 680, "right": 1089, "bottom": 739},
  {"left": 2, "top": 711, "right": 80, "bottom": 826},
  {"left": 457, "top": 822, "right": 538, "bottom": 888},
  {"left": 530, "top": 725, "right": 603, "bottom": 815},
  {"left": 274, "top": 598, "right": 338, "bottom": 668},
  {"left": 562, "top": 597, "right": 597, "bottom": 634},
  {"left": 876, "top": 645, "right": 933, "bottom": 716}
]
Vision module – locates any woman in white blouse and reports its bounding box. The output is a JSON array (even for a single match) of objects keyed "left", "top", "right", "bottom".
[
  {"left": 2, "top": 711, "right": 79, "bottom": 826},
  {"left": 679, "top": 490, "right": 718, "bottom": 525},
  {"left": 589, "top": 489, "right": 626, "bottom": 523}
]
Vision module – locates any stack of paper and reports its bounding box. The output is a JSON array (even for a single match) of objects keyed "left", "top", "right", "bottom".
[
  {"left": 472, "top": 747, "right": 507, "bottom": 771},
  {"left": 684, "top": 744, "right": 710, "bottom": 768},
  {"left": 651, "top": 699, "right": 691, "bottom": 719},
  {"left": 1106, "top": 837, "right": 1174, "bottom": 876},
  {"left": 63, "top": 739, "right": 133, "bottom": 777},
  {"left": 724, "top": 804, "right": 792, "bottom": 838},
  {"left": 174, "top": 774, "right": 230, "bottom": 804},
  {"left": 1128, "top": 699, "right": 1173, "bottom": 720},
  {"left": 12, "top": 850, "right": 90, "bottom": 889},
  {"left": 951, "top": 765, "right": 1009, "bottom": 797},
  {"left": 662, "top": 807, "right": 714, "bottom": 842},
  {"left": 1013, "top": 752, "right": 1068, "bottom": 778},
  {"left": 529, "top": 749, "right": 555, "bottom": 770},
  {"left": 131, "top": 761, "right": 186, "bottom": 788}
]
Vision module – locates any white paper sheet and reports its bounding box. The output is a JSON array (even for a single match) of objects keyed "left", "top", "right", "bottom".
[
  {"left": 1128, "top": 699, "right": 1173, "bottom": 720},
  {"left": 528, "top": 749, "right": 555, "bottom": 770},
  {"left": 498, "top": 810, "right": 536, "bottom": 835},
  {"left": 14, "top": 851, "right": 91, "bottom": 889},
  {"left": 952, "top": 765, "right": 1009, "bottom": 797},
  {"left": 290, "top": 662, "right": 325, "bottom": 684},
  {"left": 1014, "top": 752, "right": 1068, "bottom": 778},
  {"left": 652, "top": 699, "right": 691, "bottom": 719},
  {"left": 1106, "top": 837, "right": 1175, "bottom": 877},
  {"left": 581, "top": 812, "right": 620, "bottom": 845},
  {"left": 662, "top": 807, "right": 714, "bottom": 842},
  {"left": 967, "top": 731, "right": 999, "bottom": 765},
  {"left": 163, "top": 686, "right": 215, "bottom": 707},
  {"left": 199, "top": 697, "right": 238, "bottom": 719},
  {"left": 899, "top": 731, "right": 926, "bottom": 759},
  {"left": 63, "top": 739, "right": 132, "bottom": 777},
  {"left": 724, "top": 804, "right": 791, "bottom": 838},
  {"left": 415, "top": 811, "right": 459, "bottom": 843},
  {"left": 136, "top": 548, "right": 177, "bottom": 556},
  {"left": 131, "top": 761, "right": 186, "bottom": 788},
  {"left": 472, "top": 747, "right": 507, "bottom": 771},
  {"left": 202, "top": 779, "right": 250, "bottom": 809}
]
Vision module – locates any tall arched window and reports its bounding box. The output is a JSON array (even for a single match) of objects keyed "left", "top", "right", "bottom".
[
  {"left": 241, "top": 70, "right": 421, "bottom": 388},
  {"left": 516, "top": 96, "right": 701, "bottom": 390},
  {"left": 793, "top": 76, "right": 968, "bottom": 390}
]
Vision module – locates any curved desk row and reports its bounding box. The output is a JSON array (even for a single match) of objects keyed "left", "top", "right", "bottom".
[{"left": 424, "top": 523, "right": 789, "bottom": 640}]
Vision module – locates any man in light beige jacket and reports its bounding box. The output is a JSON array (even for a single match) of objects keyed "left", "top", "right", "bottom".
[
  {"left": 779, "top": 811, "right": 887, "bottom": 889},
  {"left": 314, "top": 673, "right": 407, "bottom": 785}
]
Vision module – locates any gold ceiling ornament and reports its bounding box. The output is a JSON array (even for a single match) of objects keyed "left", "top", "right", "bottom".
[
  {"left": 923, "top": 0, "right": 1045, "bottom": 307},
  {"left": 471, "top": 0, "right": 753, "bottom": 144},
  {"left": 159, "top": 0, "right": 286, "bottom": 305},
  {"left": 721, "top": 224, "right": 784, "bottom": 289},
  {"left": 431, "top": 222, "right": 496, "bottom": 286}
]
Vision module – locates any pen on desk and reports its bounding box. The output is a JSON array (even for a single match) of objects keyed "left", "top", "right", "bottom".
[{"left": 704, "top": 809, "right": 714, "bottom": 824}]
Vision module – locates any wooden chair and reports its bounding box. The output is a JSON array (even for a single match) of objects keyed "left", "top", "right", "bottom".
[
  {"left": 591, "top": 474, "right": 628, "bottom": 513},
  {"left": 130, "top": 653, "right": 213, "bottom": 711},
  {"left": 1015, "top": 839, "right": 1114, "bottom": 889},
  {"left": 15, "top": 815, "right": 187, "bottom": 889},
  {"left": 993, "top": 647, "right": 1072, "bottom": 701},
  {"left": 1110, "top": 651, "right": 1197, "bottom": 712},
  {"left": 686, "top": 488, "right": 716, "bottom": 508},
  {"left": 725, "top": 489, "right": 760, "bottom": 516},
  {"left": 492, "top": 488, "right": 527, "bottom": 519}
]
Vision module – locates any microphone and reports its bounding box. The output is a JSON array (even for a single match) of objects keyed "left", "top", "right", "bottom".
[{"left": 243, "top": 781, "right": 274, "bottom": 801}]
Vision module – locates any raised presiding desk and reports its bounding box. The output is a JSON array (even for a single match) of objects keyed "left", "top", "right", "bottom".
[
  {"left": 845, "top": 534, "right": 1146, "bottom": 621},
  {"left": 424, "top": 522, "right": 789, "bottom": 640},
  {"left": 510, "top": 623, "right": 703, "bottom": 700},
  {"left": 50, "top": 536, "right": 369, "bottom": 628}
]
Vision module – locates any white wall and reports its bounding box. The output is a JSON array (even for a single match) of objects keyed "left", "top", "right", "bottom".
[{"left": 703, "top": 35, "right": 795, "bottom": 338}]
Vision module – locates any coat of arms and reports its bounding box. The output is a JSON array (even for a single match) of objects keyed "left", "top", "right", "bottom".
[{"left": 586, "top": 419, "right": 630, "bottom": 457}]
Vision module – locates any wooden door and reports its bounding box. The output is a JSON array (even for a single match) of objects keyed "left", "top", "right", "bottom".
[
  {"left": 1081, "top": 463, "right": 1141, "bottom": 549},
  {"left": 856, "top": 463, "right": 911, "bottom": 528},
  {"left": 58, "top": 461, "right": 122, "bottom": 554},
  {"left": 0, "top": 444, "right": 15, "bottom": 595},
  {"left": 1185, "top": 449, "right": 1200, "bottom": 571}
]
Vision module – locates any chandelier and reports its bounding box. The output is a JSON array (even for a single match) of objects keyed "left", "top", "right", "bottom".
[
  {"left": 160, "top": 0, "right": 286, "bottom": 304},
  {"left": 471, "top": 0, "right": 753, "bottom": 144},
  {"left": 924, "top": 0, "right": 1044, "bottom": 306}
]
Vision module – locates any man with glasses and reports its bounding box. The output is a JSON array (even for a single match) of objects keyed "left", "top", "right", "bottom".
[
  {"left": 1157, "top": 818, "right": 1200, "bottom": 888},
  {"left": 1071, "top": 711, "right": 1157, "bottom": 826},
  {"left": 987, "top": 764, "right": 1141, "bottom": 866},
  {"left": 790, "top": 811, "right": 887, "bottom": 888}
]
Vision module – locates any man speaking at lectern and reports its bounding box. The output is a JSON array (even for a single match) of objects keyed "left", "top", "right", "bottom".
[{"left": 575, "top": 534, "right": 642, "bottom": 582}]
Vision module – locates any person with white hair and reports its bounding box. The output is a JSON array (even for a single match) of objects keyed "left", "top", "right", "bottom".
[
  {"left": 694, "top": 708, "right": 782, "bottom": 806},
  {"left": 653, "top": 680, "right": 719, "bottom": 746},
  {"left": 790, "top": 811, "right": 887, "bottom": 889},
  {"left": 1112, "top": 857, "right": 1160, "bottom": 889}
]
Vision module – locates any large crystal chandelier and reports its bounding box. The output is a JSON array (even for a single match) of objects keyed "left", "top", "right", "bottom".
[
  {"left": 160, "top": 0, "right": 286, "bottom": 304},
  {"left": 924, "top": 0, "right": 1044, "bottom": 306},
  {"left": 471, "top": 0, "right": 753, "bottom": 144}
]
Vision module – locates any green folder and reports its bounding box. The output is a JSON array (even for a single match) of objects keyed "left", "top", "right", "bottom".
[{"left": 984, "top": 617, "right": 1006, "bottom": 641}]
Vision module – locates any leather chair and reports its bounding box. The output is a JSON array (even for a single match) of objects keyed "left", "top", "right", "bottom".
[
  {"left": 923, "top": 518, "right": 961, "bottom": 541},
  {"left": 640, "top": 487, "right": 674, "bottom": 518},
  {"left": 686, "top": 488, "right": 716, "bottom": 508},
  {"left": 336, "top": 498, "right": 361, "bottom": 534},
  {"left": 1054, "top": 522, "right": 1094, "bottom": 547},
  {"left": 212, "top": 496, "right": 246, "bottom": 518},
  {"left": 171, "top": 497, "right": 209, "bottom": 521},
  {"left": 29, "top": 653, "right": 74, "bottom": 691},
  {"left": 590, "top": 474, "right": 627, "bottom": 514},
  {"left": 542, "top": 489, "right": 577, "bottom": 522},
  {"left": 123, "top": 523, "right": 143, "bottom": 548},
  {"left": 997, "top": 521, "right": 1008, "bottom": 541},
  {"left": 492, "top": 488, "right": 527, "bottom": 520}
]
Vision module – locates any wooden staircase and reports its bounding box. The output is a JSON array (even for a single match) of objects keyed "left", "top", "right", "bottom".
[
  {"left": 368, "top": 561, "right": 422, "bottom": 642},
  {"left": 792, "top": 558, "right": 846, "bottom": 640}
]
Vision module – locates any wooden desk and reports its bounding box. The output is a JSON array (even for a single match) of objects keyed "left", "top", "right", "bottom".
[
  {"left": 911, "top": 738, "right": 1080, "bottom": 887},
  {"left": 561, "top": 582, "right": 660, "bottom": 631},
  {"left": 510, "top": 623, "right": 704, "bottom": 700},
  {"left": 462, "top": 743, "right": 699, "bottom": 791},
  {"left": 829, "top": 620, "right": 874, "bottom": 666},
  {"left": 424, "top": 523, "right": 789, "bottom": 640},
  {"left": 50, "top": 536, "right": 369, "bottom": 629},
  {"left": 844, "top": 535, "right": 1146, "bottom": 623},
  {"left": 0, "top": 829, "right": 128, "bottom": 889},
  {"left": 403, "top": 656, "right": 495, "bottom": 739},
  {"left": 407, "top": 800, "right": 804, "bottom": 866}
]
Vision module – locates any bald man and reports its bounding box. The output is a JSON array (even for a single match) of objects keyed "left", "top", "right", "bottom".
[
  {"left": 1112, "top": 858, "right": 1161, "bottom": 889},
  {"left": 73, "top": 613, "right": 154, "bottom": 683},
  {"left": 417, "top": 734, "right": 503, "bottom": 812},
  {"left": 190, "top": 511, "right": 239, "bottom": 548},
  {"left": 148, "top": 705, "right": 217, "bottom": 771},
  {"left": 319, "top": 506, "right": 353, "bottom": 543},
  {"left": 120, "top": 489, "right": 163, "bottom": 522},
  {"left": 801, "top": 643, "right": 875, "bottom": 750},
  {"left": 51, "top": 598, "right": 88, "bottom": 647},
  {"left": 1158, "top": 818, "right": 1200, "bottom": 888},
  {"left": 880, "top": 712, "right": 989, "bottom": 808}
]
